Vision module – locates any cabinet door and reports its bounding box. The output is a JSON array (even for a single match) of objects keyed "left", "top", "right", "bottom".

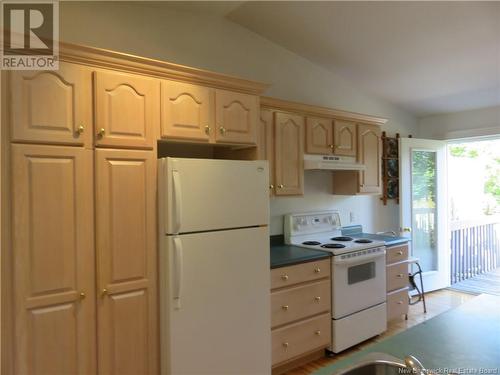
[
  {"left": 11, "top": 144, "right": 96, "bottom": 375},
  {"left": 95, "top": 149, "right": 158, "bottom": 375},
  {"left": 258, "top": 109, "right": 275, "bottom": 194},
  {"left": 215, "top": 89, "right": 258, "bottom": 144},
  {"left": 10, "top": 62, "right": 92, "bottom": 146},
  {"left": 333, "top": 120, "right": 357, "bottom": 156},
  {"left": 358, "top": 124, "right": 382, "bottom": 194},
  {"left": 274, "top": 112, "right": 304, "bottom": 196},
  {"left": 94, "top": 71, "right": 159, "bottom": 149},
  {"left": 305, "top": 117, "right": 333, "bottom": 154},
  {"left": 161, "top": 80, "right": 214, "bottom": 142}
]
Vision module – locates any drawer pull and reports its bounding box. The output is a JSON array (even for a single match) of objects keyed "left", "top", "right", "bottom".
[
  {"left": 397, "top": 251, "right": 404, "bottom": 255},
  {"left": 314, "top": 267, "right": 321, "bottom": 274},
  {"left": 281, "top": 305, "right": 289, "bottom": 311},
  {"left": 281, "top": 274, "right": 289, "bottom": 281},
  {"left": 397, "top": 301, "right": 404, "bottom": 305},
  {"left": 282, "top": 342, "right": 289, "bottom": 348},
  {"left": 315, "top": 330, "right": 321, "bottom": 336},
  {"left": 396, "top": 273, "right": 405, "bottom": 278},
  {"left": 314, "top": 296, "right": 321, "bottom": 302}
]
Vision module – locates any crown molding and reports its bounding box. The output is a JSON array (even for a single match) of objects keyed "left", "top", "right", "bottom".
[
  {"left": 58, "top": 41, "right": 269, "bottom": 95},
  {"left": 260, "top": 96, "right": 388, "bottom": 125}
]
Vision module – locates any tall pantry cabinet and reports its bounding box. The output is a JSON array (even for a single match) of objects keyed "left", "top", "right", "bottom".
[{"left": 5, "top": 62, "right": 158, "bottom": 374}]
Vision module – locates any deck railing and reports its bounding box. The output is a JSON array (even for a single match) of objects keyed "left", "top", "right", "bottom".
[{"left": 450, "top": 216, "right": 500, "bottom": 284}]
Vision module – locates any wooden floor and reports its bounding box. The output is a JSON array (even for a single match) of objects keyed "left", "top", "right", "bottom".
[{"left": 284, "top": 289, "right": 475, "bottom": 375}]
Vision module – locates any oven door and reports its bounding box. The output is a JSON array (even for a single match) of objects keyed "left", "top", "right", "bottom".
[{"left": 331, "top": 249, "right": 387, "bottom": 319}]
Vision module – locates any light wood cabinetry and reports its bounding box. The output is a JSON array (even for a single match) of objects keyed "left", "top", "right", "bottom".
[
  {"left": 160, "top": 80, "right": 213, "bottom": 142},
  {"left": 215, "top": 89, "right": 258, "bottom": 144},
  {"left": 258, "top": 109, "right": 275, "bottom": 193},
  {"left": 9, "top": 62, "right": 93, "bottom": 147},
  {"left": 274, "top": 112, "right": 304, "bottom": 196},
  {"left": 11, "top": 144, "right": 96, "bottom": 375},
  {"left": 386, "top": 243, "right": 410, "bottom": 322},
  {"left": 331, "top": 123, "right": 382, "bottom": 195},
  {"left": 358, "top": 124, "right": 382, "bottom": 193},
  {"left": 95, "top": 149, "right": 158, "bottom": 375},
  {"left": 305, "top": 117, "right": 334, "bottom": 154},
  {"left": 271, "top": 259, "right": 331, "bottom": 370},
  {"left": 333, "top": 120, "right": 357, "bottom": 156},
  {"left": 94, "top": 70, "right": 159, "bottom": 149}
]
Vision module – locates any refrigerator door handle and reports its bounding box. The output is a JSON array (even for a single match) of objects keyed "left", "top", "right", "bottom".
[
  {"left": 172, "top": 169, "right": 182, "bottom": 233},
  {"left": 173, "top": 236, "right": 183, "bottom": 309}
]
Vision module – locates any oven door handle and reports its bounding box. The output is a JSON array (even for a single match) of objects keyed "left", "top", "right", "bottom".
[{"left": 334, "top": 253, "right": 385, "bottom": 266}]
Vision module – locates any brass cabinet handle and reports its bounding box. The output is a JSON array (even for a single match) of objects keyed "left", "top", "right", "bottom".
[
  {"left": 204, "top": 125, "right": 210, "bottom": 135},
  {"left": 269, "top": 184, "right": 274, "bottom": 189},
  {"left": 281, "top": 274, "right": 289, "bottom": 281},
  {"left": 76, "top": 125, "right": 84, "bottom": 135},
  {"left": 397, "top": 273, "right": 404, "bottom": 278},
  {"left": 329, "top": 144, "right": 334, "bottom": 149},
  {"left": 397, "top": 301, "right": 404, "bottom": 305},
  {"left": 314, "top": 296, "right": 321, "bottom": 302},
  {"left": 278, "top": 184, "right": 284, "bottom": 189},
  {"left": 314, "top": 267, "right": 321, "bottom": 274},
  {"left": 101, "top": 288, "right": 108, "bottom": 296},
  {"left": 219, "top": 126, "right": 226, "bottom": 135},
  {"left": 281, "top": 305, "right": 289, "bottom": 311},
  {"left": 79, "top": 291, "right": 86, "bottom": 299},
  {"left": 315, "top": 330, "right": 321, "bottom": 336},
  {"left": 397, "top": 251, "right": 404, "bottom": 255},
  {"left": 282, "top": 342, "right": 289, "bottom": 348},
  {"left": 97, "top": 128, "right": 106, "bottom": 137},
  {"left": 402, "top": 227, "right": 412, "bottom": 233}
]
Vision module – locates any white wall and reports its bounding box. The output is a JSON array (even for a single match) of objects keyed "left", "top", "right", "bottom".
[
  {"left": 60, "top": 2, "right": 417, "bottom": 235},
  {"left": 419, "top": 105, "right": 500, "bottom": 140}
]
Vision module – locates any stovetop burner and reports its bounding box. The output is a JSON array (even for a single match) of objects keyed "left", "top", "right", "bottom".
[
  {"left": 354, "top": 239, "right": 373, "bottom": 244},
  {"left": 321, "top": 243, "right": 346, "bottom": 249},
  {"left": 302, "top": 241, "right": 321, "bottom": 246},
  {"left": 331, "top": 236, "right": 353, "bottom": 242}
]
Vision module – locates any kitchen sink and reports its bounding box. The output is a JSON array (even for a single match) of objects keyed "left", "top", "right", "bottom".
[{"left": 334, "top": 355, "right": 427, "bottom": 375}]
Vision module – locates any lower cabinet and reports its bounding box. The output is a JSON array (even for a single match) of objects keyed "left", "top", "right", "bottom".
[
  {"left": 270, "top": 259, "right": 331, "bottom": 369},
  {"left": 11, "top": 144, "right": 96, "bottom": 374},
  {"left": 95, "top": 149, "right": 158, "bottom": 375},
  {"left": 9, "top": 145, "right": 158, "bottom": 374},
  {"left": 386, "top": 243, "right": 410, "bottom": 321}
]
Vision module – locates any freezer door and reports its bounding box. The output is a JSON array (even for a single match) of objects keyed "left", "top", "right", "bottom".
[
  {"left": 159, "top": 157, "right": 269, "bottom": 234},
  {"left": 160, "top": 227, "right": 271, "bottom": 375}
]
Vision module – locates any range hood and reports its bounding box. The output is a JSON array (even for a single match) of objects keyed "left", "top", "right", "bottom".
[{"left": 304, "top": 154, "right": 366, "bottom": 171}]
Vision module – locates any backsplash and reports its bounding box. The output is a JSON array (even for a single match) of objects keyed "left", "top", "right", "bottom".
[{"left": 269, "top": 170, "right": 400, "bottom": 235}]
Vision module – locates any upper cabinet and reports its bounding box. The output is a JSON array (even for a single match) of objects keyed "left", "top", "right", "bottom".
[
  {"left": 215, "top": 89, "right": 258, "bottom": 145},
  {"left": 305, "top": 116, "right": 334, "bottom": 154},
  {"left": 257, "top": 109, "right": 275, "bottom": 194},
  {"left": 333, "top": 120, "right": 357, "bottom": 156},
  {"left": 160, "top": 80, "right": 214, "bottom": 142},
  {"left": 274, "top": 112, "right": 304, "bottom": 196},
  {"left": 94, "top": 70, "right": 159, "bottom": 149},
  {"left": 9, "top": 62, "right": 93, "bottom": 147},
  {"left": 358, "top": 124, "right": 382, "bottom": 194}
]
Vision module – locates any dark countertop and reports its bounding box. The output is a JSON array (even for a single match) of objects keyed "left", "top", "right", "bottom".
[
  {"left": 270, "top": 235, "right": 331, "bottom": 269},
  {"left": 342, "top": 225, "right": 410, "bottom": 247},
  {"left": 314, "top": 294, "right": 500, "bottom": 374}
]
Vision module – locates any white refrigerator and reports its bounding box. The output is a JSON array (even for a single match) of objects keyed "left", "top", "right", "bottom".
[{"left": 158, "top": 157, "right": 271, "bottom": 375}]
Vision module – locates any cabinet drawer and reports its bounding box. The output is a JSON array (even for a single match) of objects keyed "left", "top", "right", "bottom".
[
  {"left": 271, "top": 280, "right": 330, "bottom": 328},
  {"left": 387, "top": 288, "right": 409, "bottom": 321},
  {"left": 386, "top": 244, "right": 409, "bottom": 264},
  {"left": 386, "top": 262, "right": 409, "bottom": 292},
  {"left": 271, "top": 259, "right": 330, "bottom": 289},
  {"left": 272, "top": 313, "right": 331, "bottom": 366}
]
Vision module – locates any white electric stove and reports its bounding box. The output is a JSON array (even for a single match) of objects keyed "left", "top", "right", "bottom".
[{"left": 284, "top": 211, "right": 388, "bottom": 353}]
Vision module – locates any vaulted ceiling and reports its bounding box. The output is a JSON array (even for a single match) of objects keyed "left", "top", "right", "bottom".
[{"left": 166, "top": 1, "right": 500, "bottom": 117}]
